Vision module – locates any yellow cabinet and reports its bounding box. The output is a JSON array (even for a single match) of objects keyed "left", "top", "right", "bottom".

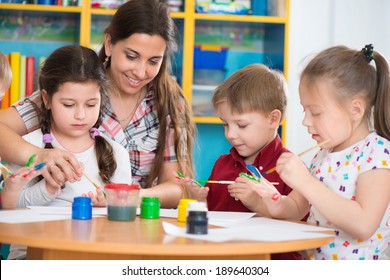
[
  {"left": 0, "top": 1, "right": 289, "bottom": 179},
  {"left": 0, "top": 0, "right": 288, "bottom": 126}
]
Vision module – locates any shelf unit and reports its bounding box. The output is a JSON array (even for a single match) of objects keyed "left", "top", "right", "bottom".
[{"left": 0, "top": 0, "right": 289, "bottom": 179}]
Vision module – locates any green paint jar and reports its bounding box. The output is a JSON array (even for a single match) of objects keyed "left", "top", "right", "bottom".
[{"left": 140, "top": 197, "right": 160, "bottom": 219}]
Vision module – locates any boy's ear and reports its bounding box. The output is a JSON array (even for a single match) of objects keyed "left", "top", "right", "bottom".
[{"left": 269, "top": 109, "right": 282, "bottom": 128}]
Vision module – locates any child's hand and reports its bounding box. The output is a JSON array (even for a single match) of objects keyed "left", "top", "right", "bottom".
[
  {"left": 181, "top": 178, "right": 209, "bottom": 202},
  {"left": 228, "top": 176, "right": 268, "bottom": 208},
  {"left": 229, "top": 176, "right": 282, "bottom": 215},
  {"left": 4, "top": 167, "right": 42, "bottom": 189},
  {"left": 83, "top": 188, "right": 106, "bottom": 207},
  {"left": 276, "top": 152, "right": 312, "bottom": 191},
  {"left": 173, "top": 171, "right": 209, "bottom": 201},
  {"left": 1, "top": 165, "right": 46, "bottom": 208}
]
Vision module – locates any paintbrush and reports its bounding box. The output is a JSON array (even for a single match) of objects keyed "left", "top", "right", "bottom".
[
  {"left": 83, "top": 171, "right": 106, "bottom": 196},
  {"left": 0, "top": 161, "right": 13, "bottom": 175},
  {"left": 197, "top": 179, "right": 279, "bottom": 185},
  {"left": 197, "top": 180, "right": 235, "bottom": 184},
  {"left": 261, "top": 139, "right": 331, "bottom": 176}
]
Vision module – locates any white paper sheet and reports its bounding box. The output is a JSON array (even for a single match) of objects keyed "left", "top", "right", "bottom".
[
  {"left": 27, "top": 206, "right": 107, "bottom": 216},
  {"left": 162, "top": 221, "right": 334, "bottom": 243},
  {"left": 0, "top": 209, "right": 70, "bottom": 224},
  {"left": 210, "top": 216, "right": 331, "bottom": 232},
  {"left": 159, "top": 208, "right": 255, "bottom": 223}
]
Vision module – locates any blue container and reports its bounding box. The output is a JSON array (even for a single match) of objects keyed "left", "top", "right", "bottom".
[
  {"left": 252, "top": 0, "right": 268, "bottom": 16},
  {"left": 72, "top": 197, "right": 92, "bottom": 220},
  {"left": 194, "top": 46, "right": 228, "bottom": 70},
  {"left": 37, "top": 0, "right": 56, "bottom": 5}
]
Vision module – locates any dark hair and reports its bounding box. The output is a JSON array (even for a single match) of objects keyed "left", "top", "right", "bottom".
[
  {"left": 98, "top": 0, "right": 195, "bottom": 187},
  {"left": 300, "top": 45, "right": 390, "bottom": 140},
  {"left": 213, "top": 63, "right": 287, "bottom": 122},
  {"left": 38, "top": 45, "right": 117, "bottom": 184}
]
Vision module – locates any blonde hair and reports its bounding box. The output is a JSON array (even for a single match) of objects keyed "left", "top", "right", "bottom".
[
  {"left": 0, "top": 51, "right": 12, "bottom": 96},
  {"left": 213, "top": 63, "right": 287, "bottom": 122}
]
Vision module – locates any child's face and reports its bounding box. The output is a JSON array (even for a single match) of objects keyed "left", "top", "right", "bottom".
[
  {"left": 299, "top": 79, "right": 356, "bottom": 152},
  {"left": 43, "top": 81, "right": 101, "bottom": 144},
  {"left": 217, "top": 101, "right": 277, "bottom": 164}
]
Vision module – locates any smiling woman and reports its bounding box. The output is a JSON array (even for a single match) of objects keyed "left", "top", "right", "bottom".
[{"left": 0, "top": 0, "right": 195, "bottom": 209}]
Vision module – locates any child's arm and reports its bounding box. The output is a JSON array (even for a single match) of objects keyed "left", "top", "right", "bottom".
[
  {"left": 277, "top": 152, "right": 390, "bottom": 240},
  {"left": 229, "top": 176, "right": 309, "bottom": 218}
]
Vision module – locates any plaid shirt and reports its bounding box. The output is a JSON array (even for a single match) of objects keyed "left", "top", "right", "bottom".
[{"left": 14, "top": 85, "right": 177, "bottom": 188}]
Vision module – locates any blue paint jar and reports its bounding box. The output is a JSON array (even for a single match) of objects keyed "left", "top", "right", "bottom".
[{"left": 72, "top": 197, "right": 92, "bottom": 220}]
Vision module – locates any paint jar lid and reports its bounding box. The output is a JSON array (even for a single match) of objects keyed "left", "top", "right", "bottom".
[
  {"left": 187, "top": 201, "right": 208, "bottom": 212},
  {"left": 105, "top": 184, "right": 140, "bottom": 191}
]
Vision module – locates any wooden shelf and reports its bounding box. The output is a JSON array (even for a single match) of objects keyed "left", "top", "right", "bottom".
[{"left": 0, "top": 0, "right": 289, "bottom": 137}]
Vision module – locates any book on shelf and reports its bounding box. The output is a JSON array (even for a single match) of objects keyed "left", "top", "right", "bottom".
[
  {"left": 0, "top": 54, "right": 11, "bottom": 110},
  {"left": 9, "top": 52, "right": 20, "bottom": 106},
  {"left": 19, "top": 55, "right": 26, "bottom": 100},
  {"left": 25, "top": 56, "right": 35, "bottom": 97},
  {"left": 3, "top": 52, "right": 37, "bottom": 109}
]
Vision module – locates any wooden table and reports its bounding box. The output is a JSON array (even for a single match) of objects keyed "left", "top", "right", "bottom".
[{"left": 0, "top": 216, "right": 334, "bottom": 260}]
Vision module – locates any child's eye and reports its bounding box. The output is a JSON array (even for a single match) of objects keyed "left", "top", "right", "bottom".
[
  {"left": 238, "top": 124, "right": 247, "bottom": 129},
  {"left": 311, "top": 112, "right": 322, "bottom": 117},
  {"left": 87, "top": 103, "right": 98, "bottom": 108},
  {"left": 63, "top": 104, "right": 74, "bottom": 108}
]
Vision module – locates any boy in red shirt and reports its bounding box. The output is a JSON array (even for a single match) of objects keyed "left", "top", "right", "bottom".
[{"left": 181, "top": 64, "right": 301, "bottom": 259}]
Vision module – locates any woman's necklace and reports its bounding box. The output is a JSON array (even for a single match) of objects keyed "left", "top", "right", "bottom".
[{"left": 118, "top": 92, "right": 143, "bottom": 123}]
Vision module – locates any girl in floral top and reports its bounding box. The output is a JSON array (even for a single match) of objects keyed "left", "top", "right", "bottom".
[
  {"left": 0, "top": 0, "right": 195, "bottom": 208},
  {"left": 240, "top": 44, "right": 390, "bottom": 259}
]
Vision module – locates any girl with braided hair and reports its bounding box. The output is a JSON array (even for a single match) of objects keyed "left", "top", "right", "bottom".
[{"left": 5, "top": 45, "right": 131, "bottom": 209}]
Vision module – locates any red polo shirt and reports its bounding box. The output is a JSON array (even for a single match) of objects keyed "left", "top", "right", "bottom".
[
  {"left": 207, "top": 135, "right": 293, "bottom": 211},
  {"left": 206, "top": 135, "right": 303, "bottom": 259}
]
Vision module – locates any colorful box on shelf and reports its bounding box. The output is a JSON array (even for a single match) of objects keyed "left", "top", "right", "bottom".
[
  {"left": 91, "top": 0, "right": 124, "bottom": 9},
  {"left": 195, "top": 0, "right": 251, "bottom": 15},
  {"left": 194, "top": 45, "right": 228, "bottom": 70}
]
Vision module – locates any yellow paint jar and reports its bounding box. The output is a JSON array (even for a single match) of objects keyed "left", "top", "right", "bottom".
[{"left": 177, "top": 198, "right": 197, "bottom": 223}]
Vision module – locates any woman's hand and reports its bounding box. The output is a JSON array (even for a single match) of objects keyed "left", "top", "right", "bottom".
[{"left": 36, "top": 148, "right": 83, "bottom": 187}]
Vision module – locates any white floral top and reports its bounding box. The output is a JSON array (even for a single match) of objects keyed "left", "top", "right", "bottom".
[{"left": 306, "top": 132, "right": 390, "bottom": 260}]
